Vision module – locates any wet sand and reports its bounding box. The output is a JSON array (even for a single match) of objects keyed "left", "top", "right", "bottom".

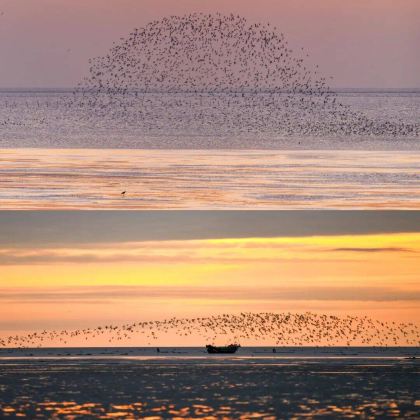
[{"left": 1, "top": 149, "right": 419, "bottom": 209}]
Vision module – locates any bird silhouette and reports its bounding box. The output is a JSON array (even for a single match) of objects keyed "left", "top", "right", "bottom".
[
  {"left": 1, "top": 311, "right": 418, "bottom": 348},
  {"left": 2, "top": 13, "right": 418, "bottom": 140},
  {"left": 59, "top": 13, "right": 419, "bottom": 141}
]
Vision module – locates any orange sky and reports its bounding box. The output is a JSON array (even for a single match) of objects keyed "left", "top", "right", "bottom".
[
  {"left": 0, "top": 0, "right": 419, "bottom": 88},
  {"left": 1, "top": 232, "right": 419, "bottom": 345}
]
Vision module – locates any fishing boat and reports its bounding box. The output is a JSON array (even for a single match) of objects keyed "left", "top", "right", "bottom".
[{"left": 206, "top": 344, "right": 240, "bottom": 354}]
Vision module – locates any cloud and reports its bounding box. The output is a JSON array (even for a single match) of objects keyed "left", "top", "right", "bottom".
[
  {"left": 1, "top": 211, "right": 419, "bottom": 249},
  {"left": 0, "top": 248, "right": 355, "bottom": 265},
  {"left": 0, "top": 285, "right": 418, "bottom": 303},
  {"left": 0, "top": 236, "right": 415, "bottom": 266},
  {"left": 331, "top": 247, "right": 413, "bottom": 253}
]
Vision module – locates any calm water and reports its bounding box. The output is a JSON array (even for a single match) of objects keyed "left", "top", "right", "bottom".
[
  {"left": 0, "top": 348, "right": 418, "bottom": 418},
  {"left": 0, "top": 90, "right": 419, "bottom": 149},
  {"left": 0, "top": 149, "right": 419, "bottom": 209},
  {"left": 1, "top": 90, "right": 419, "bottom": 209}
]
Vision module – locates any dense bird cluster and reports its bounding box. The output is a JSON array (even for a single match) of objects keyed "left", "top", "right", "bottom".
[
  {"left": 2, "top": 312, "right": 418, "bottom": 348},
  {"left": 1, "top": 13, "right": 418, "bottom": 141},
  {"left": 67, "top": 13, "right": 418, "bottom": 138}
]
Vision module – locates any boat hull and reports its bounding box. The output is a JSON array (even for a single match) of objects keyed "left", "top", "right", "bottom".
[{"left": 206, "top": 344, "right": 240, "bottom": 354}]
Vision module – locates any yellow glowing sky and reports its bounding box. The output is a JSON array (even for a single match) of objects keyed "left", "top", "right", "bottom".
[{"left": 1, "top": 232, "right": 419, "bottom": 342}]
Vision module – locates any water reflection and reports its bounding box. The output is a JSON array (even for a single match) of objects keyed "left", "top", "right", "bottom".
[
  {"left": 0, "top": 359, "right": 417, "bottom": 418},
  {"left": 0, "top": 149, "right": 419, "bottom": 209}
]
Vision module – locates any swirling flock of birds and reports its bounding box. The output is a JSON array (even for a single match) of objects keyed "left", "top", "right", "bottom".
[
  {"left": 63, "top": 12, "right": 418, "bottom": 138},
  {"left": 1, "top": 13, "right": 419, "bottom": 141},
  {"left": 2, "top": 312, "right": 418, "bottom": 348}
]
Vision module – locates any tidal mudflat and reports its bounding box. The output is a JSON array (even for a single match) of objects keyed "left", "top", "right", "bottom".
[
  {"left": 0, "top": 352, "right": 418, "bottom": 419},
  {"left": 1, "top": 149, "right": 419, "bottom": 209}
]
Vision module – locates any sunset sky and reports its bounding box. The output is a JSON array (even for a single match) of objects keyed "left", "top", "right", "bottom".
[
  {"left": 0, "top": 211, "right": 419, "bottom": 345},
  {"left": 0, "top": 0, "right": 419, "bottom": 88}
]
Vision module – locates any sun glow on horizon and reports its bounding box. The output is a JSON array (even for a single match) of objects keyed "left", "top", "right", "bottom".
[{"left": 0, "top": 231, "right": 419, "bottom": 342}]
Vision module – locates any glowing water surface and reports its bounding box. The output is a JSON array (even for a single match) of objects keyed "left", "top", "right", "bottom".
[{"left": 0, "top": 149, "right": 419, "bottom": 209}]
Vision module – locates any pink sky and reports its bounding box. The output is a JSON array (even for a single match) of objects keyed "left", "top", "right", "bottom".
[{"left": 0, "top": 0, "right": 419, "bottom": 88}]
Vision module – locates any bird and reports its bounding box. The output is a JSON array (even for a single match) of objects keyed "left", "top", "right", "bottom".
[
  {"left": 1, "top": 311, "right": 418, "bottom": 349},
  {"left": 55, "top": 12, "right": 419, "bottom": 141}
]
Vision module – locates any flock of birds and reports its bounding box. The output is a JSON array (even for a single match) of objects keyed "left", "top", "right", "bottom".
[
  {"left": 1, "top": 312, "right": 418, "bottom": 348},
  {"left": 0, "top": 14, "right": 418, "bottom": 349},
  {"left": 63, "top": 12, "right": 418, "bottom": 138},
  {"left": 1, "top": 13, "right": 418, "bottom": 140}
]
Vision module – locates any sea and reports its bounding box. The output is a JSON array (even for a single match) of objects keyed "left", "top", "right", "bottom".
[
  {"left": 0, "top": 89, "right": 419, "bottom": 149},
  {"left": 0, "top": 347, "right": 418, "bottom": 418},
  {"left": 0, "top": 89, "right": 419, "bottom": 210}
]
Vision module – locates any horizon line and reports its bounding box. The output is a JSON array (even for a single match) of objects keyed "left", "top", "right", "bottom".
[{"left": 0, "top": 87, "right": 419, "bottom": 94}]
